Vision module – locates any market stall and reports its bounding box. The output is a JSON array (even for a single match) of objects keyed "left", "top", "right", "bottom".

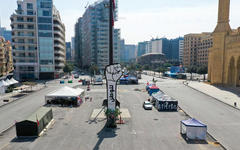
[
  {"left": 180, "top": 118, "right": 207, "bottom": 140},
  {"left": 45, "top": 86, "right": 85, "bottom": 106},
  {"left": 148, "top": 85, "right": 160, "bottom": 96},
  {"left": 152, "top": 92, "right": 178, "bottom": 111}
]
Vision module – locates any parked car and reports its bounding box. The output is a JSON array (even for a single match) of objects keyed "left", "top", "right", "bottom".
[
  {"left": 143, "top": 101, "right": 153, "bottom": 110},
  {"left": 74, "top": 74, "right": 79, "bottom": 79}
]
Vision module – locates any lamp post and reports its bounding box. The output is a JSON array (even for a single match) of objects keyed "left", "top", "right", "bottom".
[{"left": 109, "top": 0, "right": 113, "bottom": 65}]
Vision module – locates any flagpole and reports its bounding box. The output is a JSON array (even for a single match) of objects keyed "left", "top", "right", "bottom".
[{"left": 109, "top": 0, "right": 113, "bottom": 65}]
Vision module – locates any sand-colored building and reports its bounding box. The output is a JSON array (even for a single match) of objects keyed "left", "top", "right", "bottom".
[
  {"left": 208, "top": 0, "right": 240, "bottom": 86},
  {"left": 183, "top": 33, "right": 212, "bottom": 67},
  {"left": 0, "top": 37, "right": 14, "bottom": 76}
]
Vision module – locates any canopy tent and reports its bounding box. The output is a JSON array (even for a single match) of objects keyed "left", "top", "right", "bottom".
[
  {"left": 0, "top": 80, "right": 9, "bottom": 86},
  {"left": 45, "top": 86, "right": 85, "bottom": 106},
  {"left": 6, "top": 79, "right": 14, "bottom": 85},
  {"left": 153, "top": 92, "right": 178, "bottom": 111},
  {"left": 180, "top": 118, "right": 207, "bottom": 140},
  {"left": 10, "top": 78, "right": 19, "bottom": 84}
]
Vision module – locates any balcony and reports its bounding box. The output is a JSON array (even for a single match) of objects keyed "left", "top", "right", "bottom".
[
  {"left": 55, "top": 63, "right": 64, "bottom": 67},
  {"left": 12, "top": 34, "right": 35, "bottom": 38},
  {"left": 54, "top": 43, "right": 65, "bottom": 51},
  {"left": 12, "top": 42, "right": 37, "bottom": 46}
]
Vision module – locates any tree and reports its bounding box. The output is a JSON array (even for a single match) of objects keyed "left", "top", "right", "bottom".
[
  {"left": 157, "top": 67, "right": 167, "bottom": 77},
  {"left": 197, "top": 66, "right": 208, "bottom": 81},
  {"left": 187, "top": 66, "right": 197, "bottom": 80},
  {"left": 63, "top": 63, "right": 74, "bottom": 74},
  {"left": 89, "top": 65, "right": 99, "bottom": 76}
]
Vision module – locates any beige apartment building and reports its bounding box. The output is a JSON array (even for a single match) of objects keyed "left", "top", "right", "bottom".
[
  {"left": 0, "top": 37, "right": 14, "bottom": 76},
  {"left": 183, "top": 33, "right": 212, "bottom": 67}
]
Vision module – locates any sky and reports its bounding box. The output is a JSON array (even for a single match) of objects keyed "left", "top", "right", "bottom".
[{"left": 0, "top": 0, "right": 240, "bottom": 44}]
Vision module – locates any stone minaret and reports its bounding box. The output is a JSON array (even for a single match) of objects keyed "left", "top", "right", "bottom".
[{"left": 214, "top": 0, "right": 231, "bottom": 32}]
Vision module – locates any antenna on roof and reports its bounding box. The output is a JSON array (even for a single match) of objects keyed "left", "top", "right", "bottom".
[{"left": 85, "top": 2, "right": 89, "bottom": 8}]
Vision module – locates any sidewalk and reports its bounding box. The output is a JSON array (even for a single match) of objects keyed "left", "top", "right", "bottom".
[
  {"left": 0, "top": 84, "right": 45, "bottom": 107},
  {"left": 184, "top": 81, "right": 240, "bottom": 109}
]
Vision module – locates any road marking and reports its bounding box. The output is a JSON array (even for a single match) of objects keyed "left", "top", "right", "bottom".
[{"left": 0, "top": 143, "right": 9, "bottom": 150}]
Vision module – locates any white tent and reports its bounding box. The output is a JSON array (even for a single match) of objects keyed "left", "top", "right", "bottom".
[
  {"left": 6, "top": 79, "right": 13, "bottom": 86},
  {"left": 10, "top": 78, "right": 19, "bottom": 84},
  {"left": 180, "top": 118, "right": 207, "bottom": 140},
  {"left": 45, "top": 86, "right": 85, "bottom": 106},
  {"left": 46, "top": 86, "right": 84, "bottom": 98},
  {"left": 1, "top": 80, "right": 9, "bottom": 86}
]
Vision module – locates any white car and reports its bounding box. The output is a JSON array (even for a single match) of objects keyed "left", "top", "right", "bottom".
[{"left": 143, "top": 101, "right": 153, "bottom": 110}]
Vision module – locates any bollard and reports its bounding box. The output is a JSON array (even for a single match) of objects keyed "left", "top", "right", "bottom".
[{"left": 234, "top": 102, "right": 237, "bottom": 107}]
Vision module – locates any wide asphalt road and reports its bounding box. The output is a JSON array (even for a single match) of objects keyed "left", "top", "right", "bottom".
[
  {"left": 0, "top": 78, "right": 80, "bottom": 133},
  {"left": 143, "top": 75, "right": 240, "bottom": 150},
  {"left": 2, "top": 83, "right": 222, "bottom": 150}
]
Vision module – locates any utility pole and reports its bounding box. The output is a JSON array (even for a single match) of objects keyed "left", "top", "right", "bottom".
[{"left": 109, "top": 0, "right": 113, "bottom": 65}]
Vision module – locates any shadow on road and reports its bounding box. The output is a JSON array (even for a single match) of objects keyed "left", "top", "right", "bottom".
[
  {"left": 11, "top": 137, "right": 36, "bottom": 143},
  {"left": 213, "top": 85, "right": 240, "bottom": 98},
  {"left": 93, "top": 126, "right": 118, "bottom": 150}
]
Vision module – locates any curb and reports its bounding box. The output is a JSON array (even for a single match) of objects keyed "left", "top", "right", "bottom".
[
  {"left": 0, "top": 124, "right": 15, "bottom": 135},
  {"left": 183, "top": 82, "right": 240, "bottom": 111},
  {"left": 0, "top": 86, "right": 46, "bottom": 109},
  {"left": 178, "top": 106, "right": 227, "bottom": 150}
]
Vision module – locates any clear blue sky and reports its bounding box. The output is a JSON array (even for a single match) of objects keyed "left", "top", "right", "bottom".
[{"left": 1, "top": 0, "right": 240, "bottom": 44}]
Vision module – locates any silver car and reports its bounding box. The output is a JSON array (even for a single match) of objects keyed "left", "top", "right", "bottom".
[{"left": 143, "top": 101, "right": 153, "bottom": 110}]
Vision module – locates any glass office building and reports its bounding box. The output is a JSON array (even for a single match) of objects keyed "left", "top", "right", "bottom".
[{"left": 11, "top": 0, "right": 65, "bottom": 81}]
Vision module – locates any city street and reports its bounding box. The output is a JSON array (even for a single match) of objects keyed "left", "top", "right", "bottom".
[
  {"left": 144, "top": 75, "right": 240, "bottom": 150},
  {"left": 0, "top": 75, "right": 224, "bottom": 150}
]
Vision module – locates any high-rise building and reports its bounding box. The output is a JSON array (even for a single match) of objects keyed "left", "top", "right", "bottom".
[
  {"left": 71, "top": 37, "right": 75, "bottom": 61},
  {"left": 74, "top": 0, "right": 120, "bottom": 72},
  {"left": 179, "top": 39, "right": 184, "bottom": 64},
  {"left": 137, "top": 41, "right": 148, "bottom": 57},
  {"left": 183, "top": 33, "right": 212, "bottom": 67},
  {"left": 138, "top": 37, "right": 183, "bottom": 61},
  {"left": 0, "top": 26, "right": 12, "bottom": 42},
  {"left": 0, "top": 37, "right": 14, "bottom": 76},
  {"left": 120, "top": 39, "right": 126, "bottom": 62},
  {"left": 66, "top": 42, "right": 72, "bottom": 61},
  {"left": 168, "top": 37, "right": 184, "bottom": 61},
  {"left": 11, "top": 0, "right": 65, "bottom": 81},
  {"left": 74, "top": 18, "right": 82, "bottom": 67},
  {"left": 150, "top": 39, "right": 163, "bottom": 54},
  {"left": 125, "top": 44, "right": 136, "bottom": 61}
]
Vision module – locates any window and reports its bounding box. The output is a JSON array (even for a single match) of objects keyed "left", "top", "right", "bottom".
[
  {"left": 40, "top": 2, "right": 52, "bottom": 8},
  {"left": 27, "top": 18, "right": 33, "bottom": 22},
  {"left": 43, "top": 10, "right": 51, "bottom": 16},
  {"left": 17, "top": 24, "right": 24, "bottom": 29},
  {"left": 39, "top": 31, "right": 52, "bottom": 37},
  {"left": 27, "top": 25, "right": 34, "bottom": 29},
  {"left": 27, "top": 3, "right": 33, "bottom": 9},
  {"left": 27, "top": 11, "right": 34, "bottom": 15},
  {"left": 17, "top": 17, "right": 24, "bottom": 22},
  {"left": 17, "top": 4, "right": 22, "bottom": 10},
  {"left": 38, "top": 24, "right": 52, "bottom": 30},
  {"left": 38, "top": 17, "right": 52, "bottom": 23}
]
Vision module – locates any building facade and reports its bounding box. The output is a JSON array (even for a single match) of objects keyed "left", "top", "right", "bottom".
[
  {"left": 74, "top": 0, "right": 120, "bottom": 72},
  {"left": 179, "top": 39, "right": 184, "bottom": 64},
  {"left": 11, "top": 0, "right": 65, "bottom": 81},
  {"left": 208, "top": 0, "right": 240, "bottom": 86},
  {"left": 0, "top": 37, "right": 14, "bottom": 76},
  {"left": 66, "top": 42, "right": 72, "bottom": 61},
  {"left": 137, "top": 41, "right": 148, "bottom": 57},
  {"left": 137, "top": 53, "right": 165, "bottom": 68},
  {"left": 183, "top": 33, "right": 212, "bottom": 67},
  {"left": 0, "top": 26, "right": 12, "bottom": 42},
  {"left": 120, "top": 40, "right": 136, "bottom": 63}
]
